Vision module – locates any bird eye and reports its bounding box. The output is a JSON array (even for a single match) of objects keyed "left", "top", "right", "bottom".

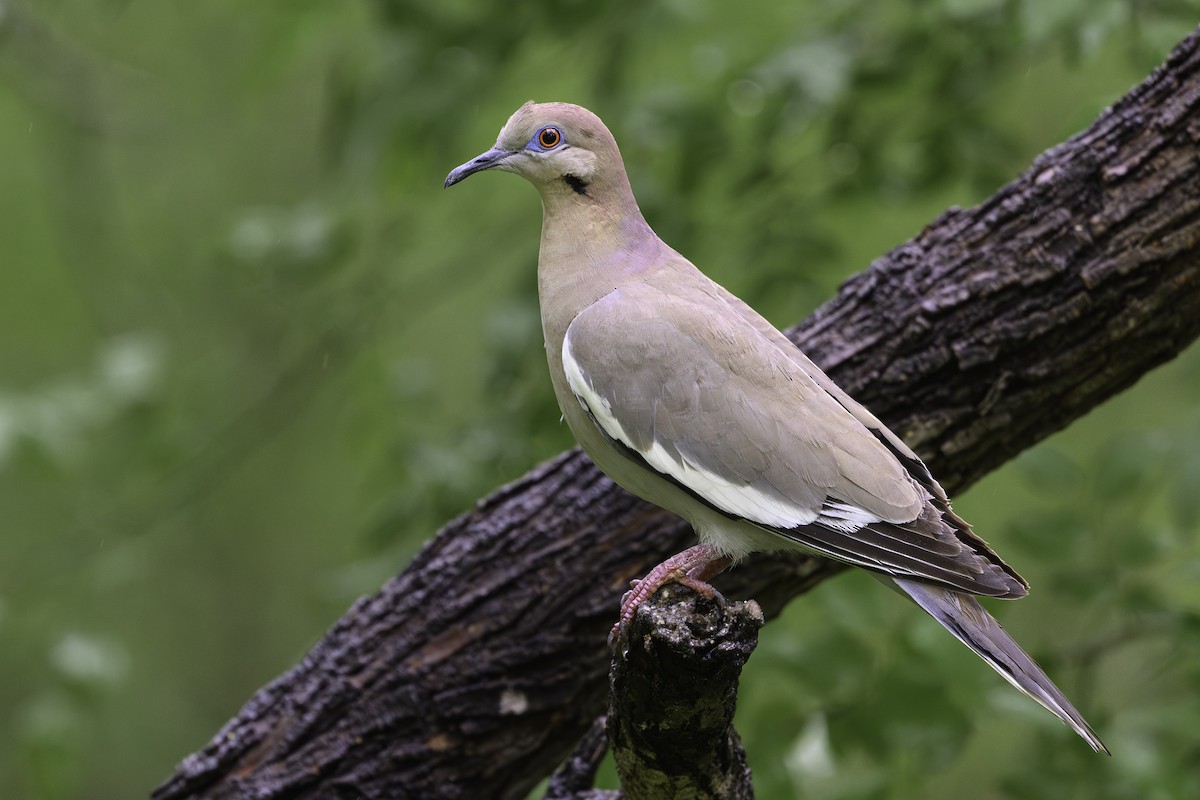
[{"left": 537, "top": 127, "right": 562, "bottom": 149}]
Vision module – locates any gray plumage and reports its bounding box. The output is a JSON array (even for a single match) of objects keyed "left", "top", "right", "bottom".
[{"left": 446, "top": 101, "right": 1107, "bottom": 754}]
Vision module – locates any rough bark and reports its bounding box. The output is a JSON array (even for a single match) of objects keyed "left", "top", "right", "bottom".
[
  {"left": 154, "top": 27, "right": 1200, "bottom": 800},
  {"left": 607, "top": 593, "right": 762, "bottom": 800},
  {"left": 543, "top": 716, "right": 620, "bottom": 800}
]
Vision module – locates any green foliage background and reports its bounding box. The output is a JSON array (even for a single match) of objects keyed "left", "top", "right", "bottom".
[{"left": 1, "top": 2, "right": 1198, "bottom": 798}]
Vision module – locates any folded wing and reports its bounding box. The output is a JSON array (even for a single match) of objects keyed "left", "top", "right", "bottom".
[{"left": 563, "top": 279, "right": 1025, "bottom": 598}]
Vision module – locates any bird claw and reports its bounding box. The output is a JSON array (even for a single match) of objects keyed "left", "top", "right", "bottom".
[
  {"left": 609, "top": 551, "right": 732, "bottom": 648},
  {"left": 676, "top": 571, "right": 727, "bottom": 606}
]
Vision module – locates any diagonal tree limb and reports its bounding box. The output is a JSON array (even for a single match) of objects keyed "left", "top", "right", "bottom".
[{"left": 153, "top": 26, "right": 1200, "bottom": 800}]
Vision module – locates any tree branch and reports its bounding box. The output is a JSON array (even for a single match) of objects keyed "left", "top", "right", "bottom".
[
  {"left": 153, "top": 26, "right": 1200, "bottom": 800},
  {"left": 607, "top": 592, "right": 761, "bottom": 800},
  {"left": 543, "top": 716, "right": 619, "bottom": 800}
]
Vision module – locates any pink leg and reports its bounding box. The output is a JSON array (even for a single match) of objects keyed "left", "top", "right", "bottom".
[{"left": 611, "top": 543, "right": 733, "bottom": 642}]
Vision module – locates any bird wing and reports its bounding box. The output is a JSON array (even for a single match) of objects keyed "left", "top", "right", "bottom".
[{"left": 562, "top": 278, "right": 1024, "bottom": 597}]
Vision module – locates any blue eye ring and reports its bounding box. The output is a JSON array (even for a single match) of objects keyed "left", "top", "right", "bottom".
[{"left": 535, "top": 126, "right": 563, "bottom": 150}]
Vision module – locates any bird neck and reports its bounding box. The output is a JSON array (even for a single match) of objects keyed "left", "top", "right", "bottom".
[{"left": 536, "top": 178, "right": 667, "bottom": 365}]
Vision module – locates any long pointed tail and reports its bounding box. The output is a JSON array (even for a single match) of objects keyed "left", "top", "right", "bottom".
[{"left": 892, "top": 577, "right": 1109, "bottom": 754}]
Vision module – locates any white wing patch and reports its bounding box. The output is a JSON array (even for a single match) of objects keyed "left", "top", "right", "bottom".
[
  {"left": 816, "top": 500, "right": 884, "bottom": 532},
  {"left": 563, "top": 331, "right": 879, "bottom": 533}
]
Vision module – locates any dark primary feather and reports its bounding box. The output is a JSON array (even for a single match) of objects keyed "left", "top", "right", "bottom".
[{"left": 766, "top": 511, "right": 1027, "bottom": 598}]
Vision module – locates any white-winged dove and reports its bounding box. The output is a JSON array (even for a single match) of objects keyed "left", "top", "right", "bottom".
[{"left": 446, "top": 101, "right": 1108, "bottom": 753}]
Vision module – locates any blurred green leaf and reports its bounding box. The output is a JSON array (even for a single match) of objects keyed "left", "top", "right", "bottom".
[
  {"left": 1093, "top": 433, "right": 1171, "bottom": 501},
  {"left": 1014, "top": 446, "right": 1084, "bottom": 497}
]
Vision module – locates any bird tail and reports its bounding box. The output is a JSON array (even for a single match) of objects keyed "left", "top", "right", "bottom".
[{"left": 892, "top": 577, "right": 1109, "bottom": 754}]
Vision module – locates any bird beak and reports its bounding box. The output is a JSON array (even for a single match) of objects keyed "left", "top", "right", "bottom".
[{"left": 444, "top": 147, "right": 514, "bottom": 188}]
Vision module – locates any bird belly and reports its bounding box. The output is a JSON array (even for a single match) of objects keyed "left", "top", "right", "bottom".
[{"left": 556, "top": 388, "right": 795, "bottom": 560}]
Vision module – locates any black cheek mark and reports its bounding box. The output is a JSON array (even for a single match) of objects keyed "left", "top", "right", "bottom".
[{"left": 563, "top": 175, "right": 589, "bottom": 196}]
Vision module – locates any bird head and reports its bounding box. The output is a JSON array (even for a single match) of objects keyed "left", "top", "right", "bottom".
[{"left": 444, "top": 102, "right": 623, "bottom": 200}]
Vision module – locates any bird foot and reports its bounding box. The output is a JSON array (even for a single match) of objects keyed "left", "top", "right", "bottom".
[{"left": 609, "top": 544, "right": 733, "bottom": 645}]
